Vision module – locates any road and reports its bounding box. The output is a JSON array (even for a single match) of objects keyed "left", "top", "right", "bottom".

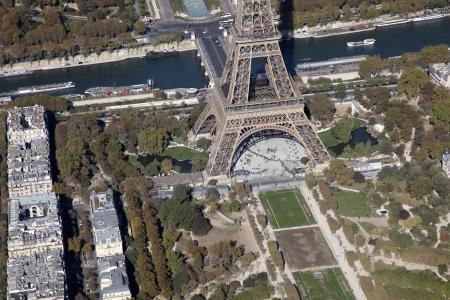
[
  {"left": 147, "top": 15, "right": 233, "bottom": 39},
  {"left": 197, "top": 35, "right": 228, "bottom": 78},
  {"left": 219, "top": 0, "right": 234, "bottom": 14},
  {"left": 157, "top": 0, "right": 175, "bottom": 20}
]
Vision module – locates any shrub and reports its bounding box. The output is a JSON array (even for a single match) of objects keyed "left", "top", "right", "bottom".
[
  {"left": 346, "top": 251, "right": 358, "bottom": 268},
  {"left": 327, "top": 215, "right": 341, "bottom": 234},
  {"left": 305, "top": 174, "right": 317, "bottom": 189},
  {"left": 283, "top": 281, "right": 301, "bottom": 300},
  {"left": 191, "top": 216, "right": 212, "bottom": 236},
  {"left": 267, "top": 240, "right": 284, "bottom": 270},
  {"left": 256, "top": 214, "right": 267, "bottom": 228}
]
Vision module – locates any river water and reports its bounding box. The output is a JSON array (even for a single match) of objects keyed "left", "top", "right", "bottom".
[{"left": 1, "top": 17, "right": 450, "bottom": 94}]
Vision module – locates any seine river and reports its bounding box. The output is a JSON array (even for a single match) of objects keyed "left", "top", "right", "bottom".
[{"left": 1, "top": 17, "right": 450, "bottom": 94}]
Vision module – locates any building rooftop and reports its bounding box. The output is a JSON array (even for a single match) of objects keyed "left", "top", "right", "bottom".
[
  {"left": 6, "top": 106, "right": 65, "bottom": 299},
  {"left": 7, "top": 249, "right": 65, "bottom": 300},
  {"left": 98, "top": 255, "right": 131, "bottom": 299}
]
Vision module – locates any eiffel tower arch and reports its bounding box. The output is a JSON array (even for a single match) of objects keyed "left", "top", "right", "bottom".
[{"left": 191, "top": 0, "right": 330, "bottom": 181}]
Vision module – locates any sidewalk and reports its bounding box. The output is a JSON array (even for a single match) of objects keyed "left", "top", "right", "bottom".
[
  {"left": 0, "top": 40, "right": 196, "bottom": 73},
  {"left": 297, "top": 182, "right": 367, "bottom": 300}
]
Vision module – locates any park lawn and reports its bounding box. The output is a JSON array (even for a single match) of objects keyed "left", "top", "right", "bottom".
[
  {"left": 372, "top": 267, "right": 450, "bottom": 300},
  {"left": 318, "top": 130, "right": 341, "bottom": 148},
  {"left": 127, "top": 154, "right": 144, "bottom": 170},
  {"left": 163, "top": 146, "right": 203, "bottom": 161},
  {"left": 318, "top": 118, "right": 367, "bottom": 148},
  {"left": 294, "top": 268, "right": 355, "bottom": 300},
  {"left": 259, "top": 189, "right": 315, "bottom": 229},
  {"left": 333, "top": 190, "right": 371, "bottom": 217}
]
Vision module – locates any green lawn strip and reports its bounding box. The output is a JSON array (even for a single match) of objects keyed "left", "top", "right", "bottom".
[
  {"left": 260, "top": 193, "right": 280, "bottom": 229},
  {"left": 294, "top": 268, "right": 355, "bottom": 300},
  {"left": 351, "top": 118, "right": 366, "bottom": 128},
  {"left": 259, "top": 190, "right": 311, "bottom": 228},
  {"left": 333, "top": 190, "right": 371, "bottom": 217},
  {"left": 293, "top": 189, "right": 316, "bottom": 224},
  {"left": 318, "top": 130, "right": 342, "bottom": 148},
  {"left": 162, "top": 146, "right": 202, "bottom": 161}
]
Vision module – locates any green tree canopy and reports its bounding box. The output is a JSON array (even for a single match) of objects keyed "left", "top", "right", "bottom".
[
  {"left": 308, "top": 93, "right": 335, "bottom": 124},
  {"left": 397, "top": 67, "right": 428, "bottom": 99},
  {"left": 137, "top": 127, "right": 168, "bottom": 155},
  {"left": 358, "top": 56, "right": 382, "bottom": 79},
  {"left": 431, "top": 86, "right": 450, "bottom": 132}
]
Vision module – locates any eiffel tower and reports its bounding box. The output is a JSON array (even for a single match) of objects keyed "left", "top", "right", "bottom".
[{"left": 190, "top": 0, "right": 330, "bottom": 180}]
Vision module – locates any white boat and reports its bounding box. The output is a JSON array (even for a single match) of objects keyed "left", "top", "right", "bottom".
[
  {"left": 376, "top": 18, "right": 411, "bottom": 27},
  {"left": 346, "top": 38, "right": 376, "bottom": 47},
  {"left": 17, "top": 81, "right": 75, "bottom": 95},
  {"left": 412, "top": 14, "right": 447, "bottom": 22}
]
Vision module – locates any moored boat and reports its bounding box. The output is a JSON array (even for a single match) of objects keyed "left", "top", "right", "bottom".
[
  {"left": 376, "top": 19, "right": 411, "bottom": 27},
  {"left": 346, "top": 38, "right": 376, "bottom": 47},
  {"left": 412, "top": 14, "right": 447, "bottom": 22},
  {"left": 17, "top": 81, "right": 75, "bottom": 95}
]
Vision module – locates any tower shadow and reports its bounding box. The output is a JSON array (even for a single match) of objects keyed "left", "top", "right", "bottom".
[{"left": 278, "top": 0, "right": 296, "bottom": 74}]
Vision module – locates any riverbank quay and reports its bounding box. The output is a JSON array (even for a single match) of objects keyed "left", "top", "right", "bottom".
[
  {"left": 292, "top": 10, "right": 450, "bottom": 39},
  {"left": 0, "top": 40, "right": 196, "bottom": 73}
]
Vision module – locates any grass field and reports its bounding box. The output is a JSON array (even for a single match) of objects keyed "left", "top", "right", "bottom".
[
  {"left": 318, "top": 118, "right": 366, "bottom": 148},
  {"left": 259, "top": 189, "right": 315, "bottom": 229},
  {"left": 163, "top": 147, "right": 203, "bottom": 161},
  {"left": 294, "top": 268, "right": 355, "bottom": 300},
  {"left": 333, "top": 190, "right": 371, "bottom": 217}
]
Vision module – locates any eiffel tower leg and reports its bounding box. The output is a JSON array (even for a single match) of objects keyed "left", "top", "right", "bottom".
[{"left": 207, "top": 129, "right": 239, "bottom": 177}]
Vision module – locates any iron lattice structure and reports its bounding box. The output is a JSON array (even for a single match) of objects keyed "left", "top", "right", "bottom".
[{"left": 191, "top": 0, "right": 330, "bottom": 179}]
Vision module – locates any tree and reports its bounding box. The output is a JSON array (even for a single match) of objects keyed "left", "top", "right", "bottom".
[
  {"left": 134, "top": 20, "right": 147, "bottom": 34},
  {"left": 208, "top": 241, "right": 243, "bottom": 270},
  {"left": 397, "top": 67, "right": 428, "bottom": 99},
  {"left": 308, "top": 93, "right": 335, "bottom": 124},
  {"left": 324, "top": 160, "right": 354, "bottom": 186},
  {"left": 205, "top": 187, "right": 220, "bottom": 201},
  {"left": 161, "top": 158, "right": 173, "bottom": 174},
  {"left": 330, "top": 117, "right": 353, "bottom": 143},
  {"left": 137, "top": 127, "right": 167, "bottom": 155},
  {"left": 335, "top": 83, "right": 347, "bottom": 102},
  {"left": 438, "top": 264, "right": 448, "bottom": 275},
  {"left": 358, "top": 56, "right": 382, "bottom": 79},
  {"left": 143, "top": 202, "right": 173, "bottom": 297},
  {"left": 419, "top": 44, "right": 449, "bottom": 65},
  {"left": 431, "top": 86, "right": 450, "bottom": 132},
  {"left": 196, "top": 137, "right": 211, "bottom": 151},
  {"left": 379, "top": 138, "right": 393, "bottom": 154},
  {"left": 191, "top": 215, "right": 212, "bottom": 236},
  {"left": 304, "top": 173, "right": 317, "bottom": 189},
  {"left": 388, "top": 230, "right": 413, "bottom": 249}
]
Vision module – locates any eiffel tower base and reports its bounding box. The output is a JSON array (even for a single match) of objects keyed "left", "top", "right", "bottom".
[{"left": 192, "top": 99, "right": 329, "bottom": 182}]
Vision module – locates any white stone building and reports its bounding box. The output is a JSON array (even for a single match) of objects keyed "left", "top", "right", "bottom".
[
  {"left": 429, "top": 63, "right": 450, "bottom": 87},
  {"left": 90, "top": 190, "right": 131, "bottom": 300},
  {"left": 6, "top": 106, "right": 65, "bottom": 300}
]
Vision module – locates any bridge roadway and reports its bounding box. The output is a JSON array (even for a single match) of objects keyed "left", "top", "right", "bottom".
[{"left": 196, "top": 35, "right": 228, "bottom": 79}]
